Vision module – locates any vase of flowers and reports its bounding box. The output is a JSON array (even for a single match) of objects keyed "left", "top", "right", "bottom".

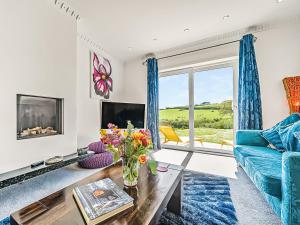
[
  {"left": 122, "top": 155, "right": 140, "bottom": 187},
  {"left": 100, "top": 121, "right": 157, "bottom": 187}
]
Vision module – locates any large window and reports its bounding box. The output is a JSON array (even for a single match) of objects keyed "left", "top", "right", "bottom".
[{"left": 159, "top": 65, "right": 234, "bottom": 153}]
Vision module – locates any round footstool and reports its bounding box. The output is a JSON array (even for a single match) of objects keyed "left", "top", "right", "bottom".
[{"left": 79, "top": 151, "right": 113, "bottom": 169}]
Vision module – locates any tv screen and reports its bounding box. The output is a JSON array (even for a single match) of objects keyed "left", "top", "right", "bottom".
[{"left": 101, "top": 102, "right": 145, "bottom": 129}]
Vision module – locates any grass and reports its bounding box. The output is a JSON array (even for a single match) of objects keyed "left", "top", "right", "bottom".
[
  {"left": 160, "top": 108, "right": 230, "bottom": 121},
  {"left": 159, "top": 102, "right": 234, "bottom": 144},
  {"left": 175, "top": 128, "right": 233, "bottom": 144}
]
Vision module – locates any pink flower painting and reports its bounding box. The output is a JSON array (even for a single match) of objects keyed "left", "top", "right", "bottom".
[{"left": 92, "top": 52, "right": 113, "bottom": 99}]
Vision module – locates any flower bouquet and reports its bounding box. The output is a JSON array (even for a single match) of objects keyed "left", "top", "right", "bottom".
[{"left": 100, "top": 121, "right": 157, "bottom": 187}]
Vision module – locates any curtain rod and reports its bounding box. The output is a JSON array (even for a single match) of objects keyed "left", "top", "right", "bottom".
[{"left": 142, "top": 36, "right": 257, "bottom": 65}]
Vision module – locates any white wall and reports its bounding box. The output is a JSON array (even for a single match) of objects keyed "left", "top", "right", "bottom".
[
  {"left": 76, "top": 33, "right": 125, "bottom": 148},
  {"left": 255, "top": 22, "right": 300, "bottom": 128},
  {"left": 0, "top": 1, "right": 77, "bottom": 173},
  {"left": 123, "top": 43, "right": 240, "bottom": 105},
  {"left": 123, "top": 59, "right": 148, "bottom": 104},
  {"left": 123, "top": 20, "right": 300, "bottom": 129}
]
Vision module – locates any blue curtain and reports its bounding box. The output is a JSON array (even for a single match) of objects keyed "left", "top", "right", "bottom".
[
  {"left": 147, "top": 58, "right": 161, "bottom": 150},
  {"left": 238, "top": 34, "right": 263, "bottom": 130}
]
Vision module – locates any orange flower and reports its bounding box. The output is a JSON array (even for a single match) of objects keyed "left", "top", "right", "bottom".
[
  {"left": 131, "top": 132, "right": 144, "bottom": 140},
  {"left": 138, "top": 154, "right": 147, "bottom": 164}
]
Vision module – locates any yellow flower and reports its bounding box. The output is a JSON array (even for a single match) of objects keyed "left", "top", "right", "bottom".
[
  {"left": 100, "top": 129, "right": 107, "bottom": 136},
  {"left": 123, "top": 131, "right": 128, "bottom": 137},
  {"left": 133, "top": 139, "right": 141, "bottom": 149}
]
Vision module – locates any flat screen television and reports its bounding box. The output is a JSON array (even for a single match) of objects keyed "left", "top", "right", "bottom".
[{"left": 101, "top": 101, "right": 145, "bottom": 129}]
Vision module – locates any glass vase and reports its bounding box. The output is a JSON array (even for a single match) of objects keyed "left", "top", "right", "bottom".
[{"left": 122, "top": 157, "right": 139, "bottom": 187}]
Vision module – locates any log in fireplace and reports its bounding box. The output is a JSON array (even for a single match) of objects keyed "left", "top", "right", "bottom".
[{"left": 17, "top": 94, "right": 63, "bottom": 140}]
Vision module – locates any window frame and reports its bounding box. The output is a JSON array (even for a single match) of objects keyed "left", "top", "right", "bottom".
[{"left": 158, "top": 58, "right": 238, "bottom": 156}]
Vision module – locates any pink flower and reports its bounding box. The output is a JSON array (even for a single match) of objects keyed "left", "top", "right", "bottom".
[
  {"left": 112, "top": 139, "right": 120, "bottom": 147},
  {"left": 107, "top": 123, "right": 117, "bottom": 129},
  {"left": 93, "top": 53, "right": 113, "bottom": 99},
  {"left": 139, "top": 129, "right": 151, "bottom": 138}
]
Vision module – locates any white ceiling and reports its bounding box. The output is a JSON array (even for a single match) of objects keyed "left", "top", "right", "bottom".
[{"left": 65, "top": 0, "right": 300, "bottom": 61}]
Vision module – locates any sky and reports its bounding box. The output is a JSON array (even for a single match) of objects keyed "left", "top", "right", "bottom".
[{"left": 159, "top": 67, "right": 233, "bottom": 109}]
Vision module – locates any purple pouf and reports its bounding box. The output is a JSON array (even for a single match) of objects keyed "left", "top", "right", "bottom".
[
  {"left": 79, "top": 151, "right": 113, "bottom": 169},
  {"left": 88, "top": 141, "right": 106, "bottom": 154},
  {"left": 79, "top": 141, "right": 113, "bottom": 169}
]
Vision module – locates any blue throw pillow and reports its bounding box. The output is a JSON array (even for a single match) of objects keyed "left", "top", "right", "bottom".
[
  {"left": 278, "top": 120, "right": 300, "bottom": 152},
  {"left": 260, "top": 113, "right": 300, "bottom": 150},
  {"left": 295, "top": 131, "right": 300, "bottom": 140}
]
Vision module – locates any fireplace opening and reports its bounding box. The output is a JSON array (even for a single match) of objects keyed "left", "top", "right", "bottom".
[{"left": 17, "top": 94, "right": 63, "bottom": 140}]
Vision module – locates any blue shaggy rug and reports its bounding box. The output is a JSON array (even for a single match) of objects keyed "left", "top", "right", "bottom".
[
  {"left": 0, "top": 171, "right": 237, "bottom": 225},
  {"left": 0, "top": 217, "right": 9, "bottom": 225},
  {"left": 158, "top": 171, "right": 238, "bottom": 225}
]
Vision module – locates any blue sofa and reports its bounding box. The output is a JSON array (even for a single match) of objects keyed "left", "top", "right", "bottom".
[{"left": 234, "top": 130, "right": 300, "bottom": 225}]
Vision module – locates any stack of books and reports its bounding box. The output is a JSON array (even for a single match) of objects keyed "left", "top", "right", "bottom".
[{"left": 73, "top": 178, "right": 134, "bottom": 225}]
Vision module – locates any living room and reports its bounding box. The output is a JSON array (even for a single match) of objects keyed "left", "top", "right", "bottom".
[{"left": 0, "top": 0, "right": 300, "bottom": 225}]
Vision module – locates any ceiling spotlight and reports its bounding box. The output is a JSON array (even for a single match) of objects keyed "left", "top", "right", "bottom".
[
  {"left": 277, "top": 0, "right": 283, "bottom": 2},
  {"left": 223, "top": 15, "right": 230, "bottom": 20},
  {"left": 184, "top": 28, "right": 190, "bottom": 32},
  {"left": 128, "top": 47, "right": 133, "bottom": 51}
]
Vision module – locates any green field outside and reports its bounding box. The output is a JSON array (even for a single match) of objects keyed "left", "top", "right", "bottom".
[
  {"left": 174, "top": 128, "right": 233, "bottom": 144},
  {"left": 159, "top": 101, "right": 233, "bottom": 145},
  {"left": 160, "top": 108, "right": 232, "bottom": 121}
]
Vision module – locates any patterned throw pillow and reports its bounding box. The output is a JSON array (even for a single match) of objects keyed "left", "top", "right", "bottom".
[
  {"left": 295, "top": 131, "right": 300, "bottom": 139},
  {"left": 278, "top": 121, "right": 300, "bottom": 152},
  {"left": 294, "top": 131, "right": 300, "bottom": 144},
  {"left": 260, "top": 113, "right": 300, "bottom": 151}
]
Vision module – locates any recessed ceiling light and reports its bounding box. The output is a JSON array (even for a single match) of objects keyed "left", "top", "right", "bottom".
[
  {"left": 153, "top": 38, "right": 158, "bottom": 41},
  {"left": 184, "top": 28, "right": 190, "bottom": 32},
  {"left": 128, "top": 47, "right": 133, "bottom": 51},
  {"left": 277, "top": 0, "right": 283, "bottom": 2},
  {"left": 223, "top": 15, "right": 230, "bottom": 20}
]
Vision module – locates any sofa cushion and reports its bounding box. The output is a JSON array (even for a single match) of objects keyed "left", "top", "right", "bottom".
[
  {"left": 244, "top": 157, "right": 282, "bottom": 198},
  {"left": 234, "top": 145, "right": 282, "bottom": 166},
  {"left": 236, "top": 130, "right": 269, "bottom": 146},
  {"left": 260, "top": 113, "right": 300, "bottom": 151},
  {"left": 294, "top": 131, "right": 300, "bottom": 140},
  {"left": 279, "top": 120, "right": 300, "bottom": 152}
]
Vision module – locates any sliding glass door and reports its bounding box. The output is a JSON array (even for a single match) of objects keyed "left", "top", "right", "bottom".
[
  {"left": 159, "top": 73, "right": 190, "bottom": 147},
  {"left": 193, "top": 67, "right": 234, "bottom": 151},
  {"left": 159, "top": 64, "right": 235, "bottom": 153}
]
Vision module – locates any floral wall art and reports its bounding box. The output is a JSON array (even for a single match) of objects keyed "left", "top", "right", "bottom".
[{"left": 90, "top": 51, "right": 113, "bottom": 99}]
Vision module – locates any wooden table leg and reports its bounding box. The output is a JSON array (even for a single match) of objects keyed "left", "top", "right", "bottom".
[{"left": 167, "top": 177, "right": 182, "bottom": 215}]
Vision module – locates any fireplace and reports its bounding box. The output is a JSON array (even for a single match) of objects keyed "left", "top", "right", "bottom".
[{"left": 17, "top": 94, "right": 63, "bottom": 140}]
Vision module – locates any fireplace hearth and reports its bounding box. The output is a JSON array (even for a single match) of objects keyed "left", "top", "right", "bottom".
[{"left": 17, "top": 94, "right": 63, "bottom": 140}]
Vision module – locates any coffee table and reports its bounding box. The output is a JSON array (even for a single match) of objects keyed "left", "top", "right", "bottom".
[{"left": 10, "top": 161, "right": 183, "bottom": 225}]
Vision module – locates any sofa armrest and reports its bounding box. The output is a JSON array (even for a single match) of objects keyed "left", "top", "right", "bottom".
[
  {"left": 282, "top": 152, "right": 300, "bottom": 225},
  {"left": 236, "top": 130, "right": 269, "bottom": 146}
]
